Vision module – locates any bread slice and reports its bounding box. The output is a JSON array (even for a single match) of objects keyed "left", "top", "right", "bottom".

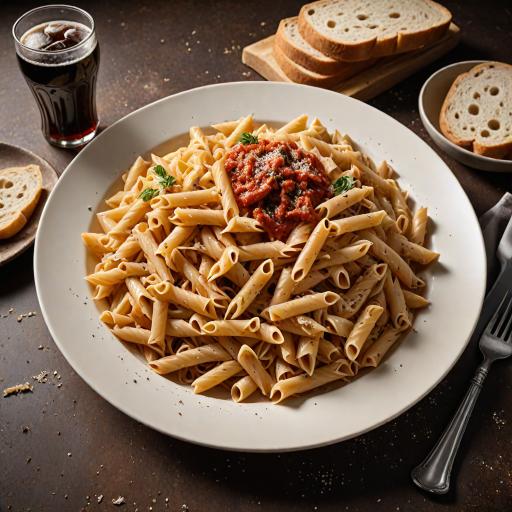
[
  {"left": 0, "top": 165, "right": 43, "bottom": 239},
  {"left": 298, "top": 0, "right": 452, "bottom": 62},
  {"left": 273, "top": 41, "right": 375, "bottom": 87},
  {"left": 440, "top": 62, "right": 512, "bottom": 159},
  {"left": 275, "top": 17, "right": 342, "bottom": 75}
]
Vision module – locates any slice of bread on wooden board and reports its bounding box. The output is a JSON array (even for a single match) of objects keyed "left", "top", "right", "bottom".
[
  {"left": 298, "top": 0, "right": 452, "bottom": 62},
  {"left": 440, "top": 62, "right": 512, "bottom": 159},
  {"left": 272, "top": 41, "right": 375, "bottom": 87},
  {"left": 0, "top": 165, "right": 43, "bottom": 239}
]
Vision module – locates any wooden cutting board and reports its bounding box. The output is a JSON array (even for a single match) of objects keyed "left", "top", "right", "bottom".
[{"left": 242, "top": 23, "right": 460, "bottom": 101}]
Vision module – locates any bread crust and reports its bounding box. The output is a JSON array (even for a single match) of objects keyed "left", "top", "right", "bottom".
[
  {"left": 275, "top": 17, "right": 342, "bottom": 75},
  {"left": 0, "top": 211, "right": 27, "bottom": 239},
  {"left": 273, "top": 42, "right": 374, "bottom": 87},
  {"left": 439, "top": 62, "right": 512, "bottom": 159},
  {"left": 298, "top": 0, "right": 452, "bottom": 62}
]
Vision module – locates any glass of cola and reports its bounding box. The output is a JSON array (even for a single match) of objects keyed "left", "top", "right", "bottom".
[{"left": 13, "top": 5, "right": 100, "bottom": 148}]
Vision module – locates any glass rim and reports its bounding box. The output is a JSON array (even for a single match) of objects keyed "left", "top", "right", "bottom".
[{"left": 12, "top": 4, "right": 95, "bottom": 55}]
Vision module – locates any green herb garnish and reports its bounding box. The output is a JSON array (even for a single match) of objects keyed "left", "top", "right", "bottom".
[
  {"left": 154, "top": 164, "right": 176, "bottom": 189},
  {"left": 239, "top": 132, "right": 258, "bottom": 145},
  {"left": 139, "top": 188, "right": 160, "bottom": 202},
  {"left": 333, "top": 175, "right": 355, "bottom": 196}
]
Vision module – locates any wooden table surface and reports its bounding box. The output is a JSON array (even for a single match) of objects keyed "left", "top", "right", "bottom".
[{"left": 1, "top": 1, "right": 511, "bottom": 511}]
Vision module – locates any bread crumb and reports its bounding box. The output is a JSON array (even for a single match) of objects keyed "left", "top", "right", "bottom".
[
  {"left": 97, "top": 494, "right": 103, "bottom": 503},
  {"left": 112, "top": 496, "right": 125, "bottom": 506},
  {"left": 3, "top": 382, "right": 33, "bottom": 397},
  {"left": 33, "top": 370, "right": 48, "bottom": 383}
]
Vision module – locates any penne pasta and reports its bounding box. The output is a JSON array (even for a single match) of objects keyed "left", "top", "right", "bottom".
[{"left": 83, "top": 115, "right": 437, "bottom": 404}]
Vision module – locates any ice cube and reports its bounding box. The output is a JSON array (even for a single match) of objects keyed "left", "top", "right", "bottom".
[
  {"left": 44, "top": 22, "right": 74, "bottom": 41},
  {"left": 64, "top": 27, "right": 87, "bottom": 44},
  {"left": 22, "top": 31, "right": 51, "bottom": 50}
]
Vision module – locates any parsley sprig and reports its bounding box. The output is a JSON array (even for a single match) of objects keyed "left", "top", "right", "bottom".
[
  {"left": 139, "top": 164, "right": 176, "bottom": 201},
  {"left": 154, "top": 164, "right": 176, "bottom": 188},
  {"left": 139, "top": 188, "right": 160, "bottom": 201},
  {"left": 239, "top": 132, "right": 258, "bottom": 145},
  {"left": 333, "top": 175, "right": 355, "bottom": 196}
]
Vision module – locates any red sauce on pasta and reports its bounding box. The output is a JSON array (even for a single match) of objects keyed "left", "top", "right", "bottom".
[{"left": 225, "top": 140, "right": 332, "bottom": 241}]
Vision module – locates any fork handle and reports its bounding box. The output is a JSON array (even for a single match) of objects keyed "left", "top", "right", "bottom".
[{"left": 411, "top": 360, "right": 491, "bottom": 494}]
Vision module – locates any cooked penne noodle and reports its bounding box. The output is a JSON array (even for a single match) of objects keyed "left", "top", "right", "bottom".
[
  {"left": 329, "top": 211, "right": 386, "bottom": 236},
  {"left": 108, "top": 199, "right": 150, "bottom": 239},
  {"left": 148, "top": 300, "right": 168, "bottom": 355},
  {"left": 292, "top": 218, "right": 331, "bottom": 282},
  {"left": 208, "top": 246, "right": 239, "bottom": 281},
  {"left": 222, "top": 216, "right": 263, "bottom": 233},
  {"left": 166, "top": 319, "right": 202, "bottom": 337},
  {"left": 410, "top": 207, "right": 428, "bottom": 246},
  {"left": 313, "top": 240, "right": 373, "bottom": 271},
  {"left": 345, "top": 305, "right": 384, "bottom": 361},
  {"left": 403, "top": 290, "right": 430, "bottom": 309},
  {"left": 211, "top": 158, "right": 239, "bottom": 221},
  {"left": 237, "top": 344, "right": 274, "bottom": 396},
  {"left": 132, "top": 223, "right": 173, "bottom": 282},
  {"left": 170, "top": 208, "right": 226, "bottom": 227},
  {"left": 238, "top": 241, "right": 295, "bottom": 262},
  {"left": 317, "top": 186, "right": 373, "bottom": 219},
  {"left": 383, "top": 271, "right": 410, "bottom": 331},
  {"left": 270, "top": 266, "right": 295, "bottom": 306},
  {"left": 149, "top": 344, "right": 231, "bottom": 374},
  {"left": 296, "top": 335, "right": 320, "bottom": 375},
  {"left": 151, "top": 188, "right": 220, "bottom": 209},
  {"left": 225, "top": 259, "right": 274, "bottom": 319},
  {"left": 360, "top": 325, "right": 402, "bottom": 368},
  {"left": 85, "top": 262, "right": 148, "bottom": 286},
  {"left": 147, "top": 281, "right": 217, "bottom": 319},
  {"left": 264, "top": 291, "right": 340, "bottom": 322},
  {"left": 124, "top": 156, "right": 151, "bottom": 191},
  {"left": 387, "top": 231, "right": 439, "bottom": 265},
  {"left": 271, "top": 361, "right": 351, "bottom": 404},
  {"left": 192, "top": 360, "right": 242, "bottom": 394},
  {"left": 231, "top": 375, "right": 259, "bottom": 402},
  {"left": 112, "top": 325, "right": 150, "bottom": 345},
  {"left": 275, "top": 315, "right": 327, "bottom": 337},
  {"left": 99, "top": 310, "right": 134, "bottom": 327},
  {"left": 156, "top": 226, "right": 195, "bottom": 262}
]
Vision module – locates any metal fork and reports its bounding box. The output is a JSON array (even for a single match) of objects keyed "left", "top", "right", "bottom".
[{"left": 411, "top": 291, "right": 512, "bottom": 494}]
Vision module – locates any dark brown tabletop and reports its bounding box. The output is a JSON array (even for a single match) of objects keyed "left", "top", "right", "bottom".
[{"left": 1, "top": 1, "right": 512, "bottom": 511}]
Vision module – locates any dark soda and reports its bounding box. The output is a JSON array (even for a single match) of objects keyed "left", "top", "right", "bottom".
[{"left": 17, "top": 20, "right": 99, "bottom": 147}]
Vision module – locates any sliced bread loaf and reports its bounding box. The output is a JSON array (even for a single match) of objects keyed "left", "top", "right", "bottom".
[
  {"left": 0, "top": 165, "right": 42, "bottom": 239},
  {"left": 275, "top": 17, "right": 342, "bottom": 75},
  {"left": 298, "top": 0, "right": 452, "bottom": 62},
  {"left": 273, "top": 42, "right": 375, "bottom": 87},
  {"left": 440, "top": 62, "right": 512, "bottom": 159}
]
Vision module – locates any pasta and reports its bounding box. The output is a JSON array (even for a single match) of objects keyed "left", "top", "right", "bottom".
[{"left": 83, "top": 115, "right": 438, "bottom": 404}]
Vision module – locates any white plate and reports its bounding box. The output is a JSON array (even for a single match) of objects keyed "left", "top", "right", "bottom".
[
  {"left": 419, "top": 60, "right": 512, "bottom": 173},
  {"left": 34, "top": 82, "right": 486, "bottom": 452}
]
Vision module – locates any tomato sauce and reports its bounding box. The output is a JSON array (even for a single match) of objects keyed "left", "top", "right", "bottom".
[{"left": 225, "top": 140, "right": 332, "bottom": 241}]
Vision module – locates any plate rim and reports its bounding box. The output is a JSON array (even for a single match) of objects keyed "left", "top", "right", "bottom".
[{"left": 34, "top": 81, "right": 487, "bottom": 452}]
